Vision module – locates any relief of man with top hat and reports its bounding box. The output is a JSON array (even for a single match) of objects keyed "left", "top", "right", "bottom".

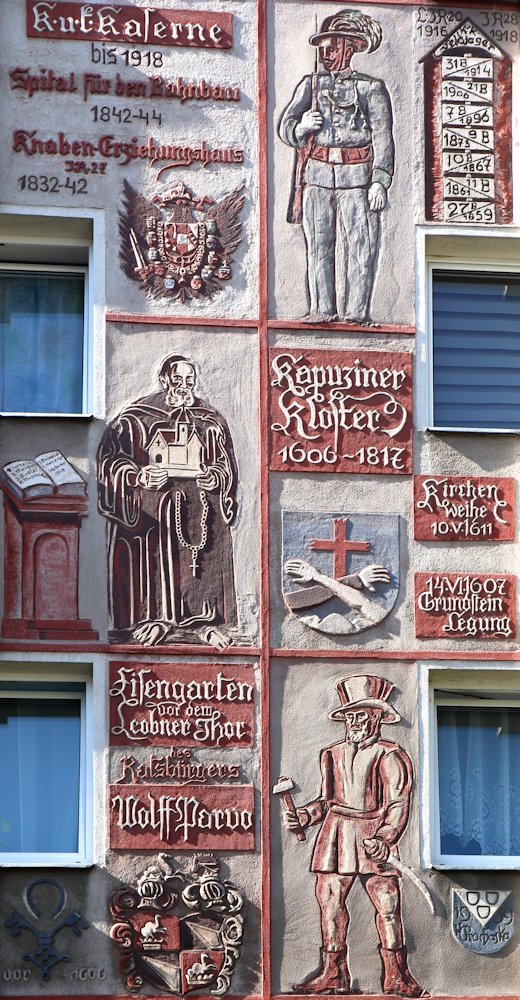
[
  {"left": 279, "top": 9, "right": 394, "bottom": 324},
  {"left": 282, "top": 675, "right": 428, "bottom": 997}
]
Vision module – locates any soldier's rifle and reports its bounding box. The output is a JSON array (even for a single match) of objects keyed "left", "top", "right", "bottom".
[{"left": 288, "top": 16, "right": 319, "bottom": 225}]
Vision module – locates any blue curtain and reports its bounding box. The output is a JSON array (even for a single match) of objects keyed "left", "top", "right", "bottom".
[
  {"left": 0, "top": 272, "right": 84, "bottom": 414},
  {"left": 0, "top": 698, "right": 80, "bottom": 853},
  {"left": 438, "top": 706, "right": 520, "bottom": 856}
]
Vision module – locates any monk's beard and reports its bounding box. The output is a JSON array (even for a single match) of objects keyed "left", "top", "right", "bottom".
[{"left": 166, "top": 388, "right": 195, "bottom": 408}]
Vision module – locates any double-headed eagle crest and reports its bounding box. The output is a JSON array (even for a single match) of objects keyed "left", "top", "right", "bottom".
[{"left": 119, "top": 180, "right": 244, "bottom": 303}]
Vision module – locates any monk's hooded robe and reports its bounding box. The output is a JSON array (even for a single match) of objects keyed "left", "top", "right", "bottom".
[{"left": 97, "top": 390, "right": 237, "bottom": 643}]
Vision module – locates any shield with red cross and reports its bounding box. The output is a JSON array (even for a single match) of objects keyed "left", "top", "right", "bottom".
[{"left": 282, "top": 511, "right": 399, "bottom": 637}]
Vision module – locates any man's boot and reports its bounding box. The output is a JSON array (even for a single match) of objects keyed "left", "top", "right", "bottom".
[
  {"left": 380, "top": 947, "right": 428, "bottom": 998},
  {"left": 293, "top": 948, "right": 351, "bottom": 994}
]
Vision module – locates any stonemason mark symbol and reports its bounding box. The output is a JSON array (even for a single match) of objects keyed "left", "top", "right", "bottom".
[
  {"left": 119, "top": 180, "right": 244, "bottom": 303},
  {"left": 283, "top": 512, "right": 398, "bottom": 636},
  {"left": 452, "top": 888, "right": 513, "bottom": 954},
  {"left": 4, "top": 879, "right": 88, "bottom": 981},
  {"left": 276, "top": 674, "right": 434, "bottom": 996},
  {"left": 109, "top": 852, "right": 244, "bottom": 995}
]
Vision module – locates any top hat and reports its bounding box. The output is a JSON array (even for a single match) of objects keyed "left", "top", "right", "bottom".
[
  {"left": 310, "top": 10, "right": 382, "bottom": 53},
  {"left": 329, "top": 674, "right": 400, "bottom": 723}
]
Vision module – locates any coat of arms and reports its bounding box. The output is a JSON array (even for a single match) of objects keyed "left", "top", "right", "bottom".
[
  {"left": 119, "top": 180, "right": 244, "bottom": 302},
  {"left": 282, "top": 511, "right": 399, "bottom": 636},
  {"left": 109, "top": 853, "right": 245, "bottom": 995},
  {"left": 452, "top": 888, "right": 514, "bottom": 954}
]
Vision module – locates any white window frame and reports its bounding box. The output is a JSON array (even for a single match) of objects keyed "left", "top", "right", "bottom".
[
  {"left": 0, "top": 205, "right": 105, "bottom": 418},
  {"left": 0, "top": 656, "right": 102, "bottom": 868},
  {"left": 418, "top": 662, "right": 520, "bottom": 871},
  {"left": 415, "top": 225, "right": 520, "bottom": 434}
]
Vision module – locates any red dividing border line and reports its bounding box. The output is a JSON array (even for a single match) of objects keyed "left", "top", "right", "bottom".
[
  {"left": 257, "top": 0, "right": 271, "bottom": 997},
  {"left": 3, "top": 643, "right": 520, "bottom": 662},
  {"left": 268, "top": 320, "right": 415, "bottom": 335},
  {"left": 106, "top": 313, "right": 258, "bottom": 328}
]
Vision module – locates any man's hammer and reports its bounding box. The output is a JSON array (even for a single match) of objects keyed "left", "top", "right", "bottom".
[{"left": 272, "top": 775, "right": 306, "bottom": 842}]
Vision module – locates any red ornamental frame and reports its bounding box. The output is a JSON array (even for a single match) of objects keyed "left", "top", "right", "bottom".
[{"left": 3, "top": 2, "right": 519, "bottom": 1000}]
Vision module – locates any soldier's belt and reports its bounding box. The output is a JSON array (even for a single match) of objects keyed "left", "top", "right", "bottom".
[
  {"left": 329, "top": 803, "right": 384, "bottom": 820},
  {"left": 311, "top": 144, "right": 373, "bottom": 165}
]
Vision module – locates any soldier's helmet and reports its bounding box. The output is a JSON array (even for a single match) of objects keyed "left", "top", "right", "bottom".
[{"left": 310, "top": 9, "right": 382, "bottom": 53}]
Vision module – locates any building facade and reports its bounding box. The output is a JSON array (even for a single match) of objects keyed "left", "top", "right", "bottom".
[{"left": 0, "top": 0, "right": 519, "bottom": 998}]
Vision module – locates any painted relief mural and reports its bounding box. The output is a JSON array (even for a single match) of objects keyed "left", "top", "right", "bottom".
[
  {"left": 110, "top": 853, "right": 245, "bottom": 995},
  {"left": 451, "top": 889, "right": 513, "bottom": 954},
  {"left": 1, "top": 451, "right": 97, "bottom": 640},
  {"left": 282, "top": 512, "right": 398, "bottom": 636},
  {"left": 279, "top": 10, "right": 393, "bottom": 324},
  {"left": 4, "top": 880, "right": 89, "bottom": 981},
  {"left": 119, "top": 181, "right": 244, "bottom": 302},
  {"left": 97, "top": 355, "right": 241, "bottom": 648},
  {"left": 1, "top": 2, "right": 520, "bottom": 999},
  {"left": 276, "top": 675, "right": 431, "bottom": 997},
  {"left": 423, "top": 19, "right": 513, "bottom": 224}
]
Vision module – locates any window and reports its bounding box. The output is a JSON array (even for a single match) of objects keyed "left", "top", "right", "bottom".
[
  {"left": 431, "top": 268, "right": 520, "bottom": 431},
  {"left": 0, "top": 265, "right": 87, "bottom": 415},
  {"left": 415, "top": 228, "right": 520, "bottom": 433},
  {"left": 0, "top": 212, "right": 101, "bottom": 417},
  {"left": 421, "top": 667, "right": 520, "bottom": 869},
  {"left": 0, "top": 680, "right": 92, "bottom": 866}
]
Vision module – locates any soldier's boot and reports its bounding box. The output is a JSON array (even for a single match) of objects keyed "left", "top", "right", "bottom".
[
  {"left": 380, "top": 947, "right": 429, "bottom": 998},
  {"left": 292, "top": 948, "right": 351, "bottom": 994}
]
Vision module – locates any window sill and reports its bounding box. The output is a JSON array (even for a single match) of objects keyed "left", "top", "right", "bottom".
[
  {"left": 427, "top": 425, "right": 520, "bottom": 435},
  {"left": 1, "top": 412, "right": 94, "bottom": 419},
  {"left": 0, "top": 858, "right": 94, "bottom": 868},
  {"left": 431, "top": 859, "right": 520, "bottom": 871}
]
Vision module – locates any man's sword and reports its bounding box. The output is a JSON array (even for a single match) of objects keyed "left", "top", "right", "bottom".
[
  {"left": 363, "top": 840, "right": 435, "bottom": 915},
  {"left": 388, "top": 854, "right": 435, "bottom": 915}
]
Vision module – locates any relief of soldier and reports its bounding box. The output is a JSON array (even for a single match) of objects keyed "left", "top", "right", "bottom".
[{"left": 279, "top": 9, "right": 394, "bottom": 324}]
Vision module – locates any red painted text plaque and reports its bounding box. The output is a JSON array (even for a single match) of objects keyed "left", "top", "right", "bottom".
[
  {"left": 109, "top": 662, "right": 254, "bottom": 748},
  {"left": 414, "top": 475, "right": 514, "bottom": 542},
  {"left": 27, "top": 2, "right": 232, "bottom": 48},
  {"left": 415, "top": 573, "right": 515, "bottom": 639},
  {"left": 269, "top": 348, "right": 413, "bottom": 475},
  {"left": 109, "top": 784, "right": 254, "bottom": 850},
  {"left": 423, "top": 19, "right": 512, "bottom": 224}
]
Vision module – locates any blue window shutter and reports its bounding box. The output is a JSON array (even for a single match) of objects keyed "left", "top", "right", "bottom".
[{"left": 432, "top": 272, "right": 520, "bottom": 430}]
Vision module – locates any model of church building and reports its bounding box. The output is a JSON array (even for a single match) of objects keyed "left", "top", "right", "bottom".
[{"left": 149, "top": 424, "right": 205, "bottom": 477}]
